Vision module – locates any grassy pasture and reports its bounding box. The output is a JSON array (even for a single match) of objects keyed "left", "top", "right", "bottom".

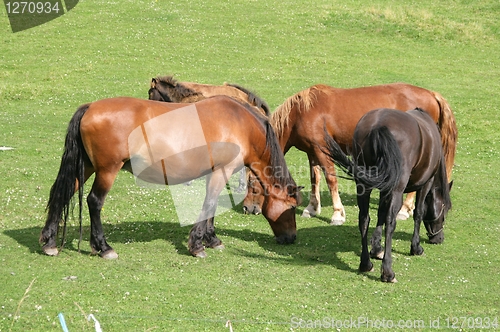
[{"left": 1, "top": 0, "right": 500, "bottom": 331}]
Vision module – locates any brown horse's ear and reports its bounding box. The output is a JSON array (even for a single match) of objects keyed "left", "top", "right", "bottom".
[
  {"left": 151, "top": 78, "right": 157, "bottom": 88},
  {"left": 288, "top": 185, "right": 304, "bottom": 195},
  {"left": 293, "top": 186, "right": 304, "bottom": 205},
  {"left": 448, "top": 180, "right": 453, "bottom": 191}
]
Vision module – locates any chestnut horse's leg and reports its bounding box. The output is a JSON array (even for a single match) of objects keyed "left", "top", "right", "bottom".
[
  {"left": 87, "top": 168, "right": 121, "bottom": 259},
  {"left": 315, "top": 152, "right": 345, "bottom": 225},
  {"left": 301, "top": 161, "right": 322, "bottom": 218},
  {"left": 378, "top": 191, "right": 403, "bottom": 283},
  {"left": 397, "top": 192, "right": 416, "bottom": 220}
]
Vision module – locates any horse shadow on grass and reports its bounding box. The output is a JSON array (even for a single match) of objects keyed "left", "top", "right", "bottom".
[{"left": 4, "top": 212, "right": 428, "bottom": 280}]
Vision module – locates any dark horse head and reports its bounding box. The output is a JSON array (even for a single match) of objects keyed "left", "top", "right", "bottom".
[
  {"left": 423, "top": 165, "right": 453, "bottom": 244},
  {"left": 148, "top": 76, "right": 202, "bottom": 103}
]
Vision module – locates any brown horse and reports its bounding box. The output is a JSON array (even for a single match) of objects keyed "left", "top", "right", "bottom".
[
  {"left": 148, "top": 75, "right": 270, "bottom": 192},
  {"left": 243, "top": 83, "right": 457, "bottom": 225},
  {"left": 148, "top": 75, "right": 270, "bottom": 116},
  {"left": 40, "top": 96, "right": 300, "bottom": 259},
  {"left": 325, "top": 108, "right": 452, "bottom": 282}
]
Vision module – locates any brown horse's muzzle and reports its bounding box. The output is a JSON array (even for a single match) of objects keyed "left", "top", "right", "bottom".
[
  {"left": 276, "top": 233, "right": 296, "bottom": 245},
  {"left": 243, "top": 203, "right": 262, "bottom": 215}
]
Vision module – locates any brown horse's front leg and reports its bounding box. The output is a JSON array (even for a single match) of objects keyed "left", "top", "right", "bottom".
[{"left": 188, "top": 220, "right": 208, "bottom": 258}]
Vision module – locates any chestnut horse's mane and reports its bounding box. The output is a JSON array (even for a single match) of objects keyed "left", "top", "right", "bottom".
[{"left": 271, "top": 85, "right": 331, "bottom": 137}]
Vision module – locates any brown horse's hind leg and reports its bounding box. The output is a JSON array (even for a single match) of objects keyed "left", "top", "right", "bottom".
[
  {"left": 87, "top": 168, "right": 120, "bottom": 259},
  {"left": 397, "top": 192, "right": 416, "bottom": 220},
  {"left": 301, "top": 163, "right": 322, "bottom": 218},
  {"left": 40, "top": 163, "right": 95, "bottom": 256}
]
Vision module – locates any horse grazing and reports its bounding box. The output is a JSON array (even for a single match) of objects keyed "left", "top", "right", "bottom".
[
  {"left": 243, "top": 83, "right": 457, "bottom": 225},
  {"left": 325, "top": 108, "right": 452, "bottom": 282},
  {"left": 148, "top": 75, "right": 270, "bottom": 117},
  {"left": 40, "top": 96, "right": 300, "bottom": 259}
]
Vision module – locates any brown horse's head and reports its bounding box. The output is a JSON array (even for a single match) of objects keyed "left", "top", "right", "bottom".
[
  {"left": 148, "top": 77, "right": 175, "bottom": 102},
  {"left": 242, "top": 173, "right": 265, "bottom": 215},
  {"left": 261, "top": 182, "right": 302, "bottom": 244}
]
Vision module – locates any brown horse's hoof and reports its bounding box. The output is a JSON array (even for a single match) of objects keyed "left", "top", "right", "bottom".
[
  {"left": 192, "top": 250, "right": 207, "bottom": 258},
  {"left": 100, "top": 250, "right": 118, "bottom": 260},
  {"left": 43, "top": 247, "right": 59, "bottom": 256},
  {"left": 212, "top": 244, "right": 225, "bottom": 251}
]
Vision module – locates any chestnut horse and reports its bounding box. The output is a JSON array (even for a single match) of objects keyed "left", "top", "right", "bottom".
[
  {"left": 325, "top": 108, "right": 452, "bottom": 282},
  {"left": 40, "top": 96, "right": 300, "bottom": 259},
  {"left": 148, "top": 75, "right": 270, "bottom": 192},
  {"left": 243, "top": 83, "right": 457, "bottom": 225}
]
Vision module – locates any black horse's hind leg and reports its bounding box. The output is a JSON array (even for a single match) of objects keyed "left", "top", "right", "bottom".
[
  {"left": 87, "top": 171, "right": 119, "bottom": 259},
  {"left": 357, "top": 186, "right": 373, "bottom": 272},
  {"left": 379, "top": 192, "right": 403, "bottom": 283}
]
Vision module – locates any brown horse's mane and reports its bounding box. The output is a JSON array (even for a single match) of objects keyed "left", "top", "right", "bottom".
[
  {"left": 224, "top": 83, "right": 270, "bottom": 116},
  {"left": 271, "top": 85, "right": 331, "bottom": 136},
  {"left": 152, "top": 75, "right": 205, "bottom": 102}
]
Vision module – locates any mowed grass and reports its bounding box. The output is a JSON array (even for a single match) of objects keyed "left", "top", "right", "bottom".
[{"left": 1, "top": 0, "right": 500, "bottom": 331}]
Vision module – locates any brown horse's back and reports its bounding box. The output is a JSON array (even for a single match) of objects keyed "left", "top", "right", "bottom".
[{"left": 80, "top": 97, "right": 263, "bottom": 184}]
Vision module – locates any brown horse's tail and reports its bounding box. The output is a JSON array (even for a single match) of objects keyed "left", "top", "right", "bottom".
[
  {"left": 432, "top": 91, "right": 457, "bottom": 181},
  {"left": 40, "top": 104, "right": 89, "bottom": 253}
]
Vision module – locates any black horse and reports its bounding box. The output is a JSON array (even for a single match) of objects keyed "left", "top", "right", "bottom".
[{"left": 325, "top": 108, "right": 452, "bottom": 282}]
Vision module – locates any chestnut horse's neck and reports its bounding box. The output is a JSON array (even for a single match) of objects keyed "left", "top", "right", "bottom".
[{"left": 270, "top": 86, "right": 322, "bottom": 153}]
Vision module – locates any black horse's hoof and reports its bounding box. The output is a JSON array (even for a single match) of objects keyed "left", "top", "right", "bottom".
[
  {"left": 359, "top": 260, "right": 374, "bottom": 273},
  {"left": 410, "top": 246, "right": 424, "bottom": 256}
]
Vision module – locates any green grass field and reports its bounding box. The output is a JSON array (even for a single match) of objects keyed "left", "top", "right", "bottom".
[{"left": 1, "top": 0, "right": 500, "bottom": 331}]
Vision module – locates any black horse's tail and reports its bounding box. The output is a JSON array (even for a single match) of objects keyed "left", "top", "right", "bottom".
[
  {"left": 41, "top": 104, "right": 90, "bottom": 251},
  {"left": 324, "top": 127, "right": 403, "bottom": 194}
]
